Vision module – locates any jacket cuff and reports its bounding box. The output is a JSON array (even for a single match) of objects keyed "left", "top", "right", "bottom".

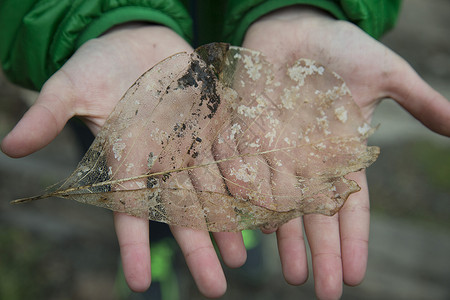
[
  {"left": 223, "top": 0, "right": 401, "bottom": 46},
  {"left": 340, "top": 0, "right": 401, "bottom": 39}
]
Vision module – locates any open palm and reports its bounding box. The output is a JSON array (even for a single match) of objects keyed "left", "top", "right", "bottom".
[
  {"left": 1, "top": 25, "right": 248, "bottom": 298},
  {"left": 242, "top": 6, "right": 450, "bottom": 300}
]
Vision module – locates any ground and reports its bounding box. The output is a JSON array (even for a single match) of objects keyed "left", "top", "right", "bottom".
[{"left": 0, "top": 0, "right": 449, "bottom": 299}]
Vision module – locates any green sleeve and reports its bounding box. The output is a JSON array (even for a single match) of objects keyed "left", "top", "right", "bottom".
[
  {"left": 0, "top": 0, "right": 193, "bottom": 90},
  {"left": 223, "top": 0, "right": 402, "bottom": 45}
]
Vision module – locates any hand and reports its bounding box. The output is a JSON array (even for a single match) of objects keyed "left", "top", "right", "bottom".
[
  {"left": 241, "top": 5, "right": 450, "bottom": 300},
  {"left": 1, "top": 25, "right": 246, "bottom": 298}
]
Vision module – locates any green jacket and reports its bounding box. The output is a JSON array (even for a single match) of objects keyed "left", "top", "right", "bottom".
[{"left": 0, "top": 0, "right": 401, "bottom": 91}]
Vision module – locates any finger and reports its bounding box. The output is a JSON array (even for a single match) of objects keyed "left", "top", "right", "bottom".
[
  {"left": 386, "top": 58, "right": 450, "bottom": 136},
  {"left": 276, "top": 217, "right": 308, "bottom": 285},
  {"left": 188, "top": 149, "right": 247, "bottom": 268},
  {"left": 114, "top": 212, "right": 151, "bottom": 292},
  {"left": 171, "top": 226, "right": 227, "bottom": 298},
  {"left": 213, "top": 232, "right": 247, "bottom": 268},
  {"left": 268, "top": 153, "right": 308, "bottom": 284},
  {"left": 155, "top": 164, "right": 225, "bottom": 298},
  {"left": 304, "top": 213, "right": 342, "bottom": 300},
  {"left": 1, "top": 75, "right": 74, "bottom": 157},
  {"left": 339, "top": 171, "right": 370, "bottom": 286}
]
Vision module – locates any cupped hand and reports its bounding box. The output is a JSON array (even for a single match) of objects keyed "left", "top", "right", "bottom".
[
  {"left": 1, "top": 24, "right": 246, "bottom": 298},
  {"left": 242, "top": 6, "right": 450, "bottom": 300}
]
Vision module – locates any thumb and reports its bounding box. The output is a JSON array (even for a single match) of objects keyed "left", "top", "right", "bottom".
[
  {"left": 1, "top": 75, "right": 75, "bottom": 158},
  {"left": 386, "top": 58, "right": 450, "bottom": 136}
]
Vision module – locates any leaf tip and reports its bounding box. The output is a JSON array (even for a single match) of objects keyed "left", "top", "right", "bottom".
[{"left": 10, "top": 194, "right": 48, "bottom": 204}]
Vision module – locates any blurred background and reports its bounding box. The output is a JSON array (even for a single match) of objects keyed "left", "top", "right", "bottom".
[{"left": 1, "top": 0, "right": 449, "bottom": 299}]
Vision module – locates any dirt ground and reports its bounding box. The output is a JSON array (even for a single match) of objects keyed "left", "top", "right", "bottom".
[{"left": 1, "top": 0, "right": 449, "bottom": 299}]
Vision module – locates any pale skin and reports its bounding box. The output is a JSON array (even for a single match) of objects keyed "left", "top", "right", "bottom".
[{"left": 2, "top": 6, "right": 450, "bottom": 300}]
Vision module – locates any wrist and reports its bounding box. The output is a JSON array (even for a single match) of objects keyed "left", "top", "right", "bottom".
[
  {"left": 101, "top": 21, "right": 158, "bottom": 37},
  {"left": 96, "top": 24, "right": 192, "bottom": 63},
  {"left": 252, "top": 4, "right": 334, "bottom": 23},
  {"left": 243, "top": 5, "right": 335, "bottom": 46}
]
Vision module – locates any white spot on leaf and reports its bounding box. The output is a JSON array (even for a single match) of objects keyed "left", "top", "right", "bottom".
[
  {"left": 334, "top": 106, "right": 348, "bottom": 123},
  {"left": 112, "top": 140, "right": 126, "bottom": 161}
]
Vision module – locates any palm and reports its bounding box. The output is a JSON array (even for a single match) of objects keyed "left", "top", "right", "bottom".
[
  {"left": 2, "top": 25, "right": 240, "bottom": 298},
  {"left": 242, "top": 7, "right": 450, "bottom": 300}
]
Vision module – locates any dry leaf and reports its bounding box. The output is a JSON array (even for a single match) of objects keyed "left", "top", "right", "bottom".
[{"left": 12, "top": 43, "right": 379, "bottom": 231}]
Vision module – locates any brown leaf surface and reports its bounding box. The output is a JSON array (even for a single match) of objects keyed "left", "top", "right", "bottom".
[{"left": 12, "top": 43, "right": 379, "bottom": 231}]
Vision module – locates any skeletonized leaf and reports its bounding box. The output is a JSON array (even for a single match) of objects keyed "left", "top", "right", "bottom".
[{"left": 13, "top": 43, "right": 379, "bottom": 231}]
